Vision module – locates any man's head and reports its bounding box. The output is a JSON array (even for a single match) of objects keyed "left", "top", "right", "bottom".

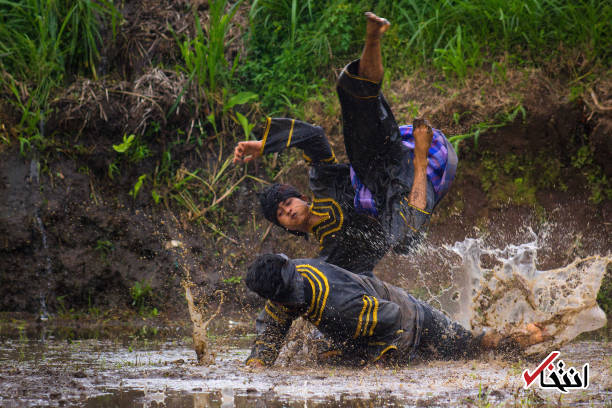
[
  {"left": 245, "top": 253, "right": 305, "bottom": 305},
  {"left": 258, "top": 183, "right": 310, "bottom": 234}
]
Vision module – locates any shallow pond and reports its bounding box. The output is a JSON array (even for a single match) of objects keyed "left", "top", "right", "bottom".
[{"left": 0, "top": 324, "right": 610, "bottom": 407}]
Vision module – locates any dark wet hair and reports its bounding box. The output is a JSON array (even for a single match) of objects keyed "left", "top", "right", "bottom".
[
  {"left": 257, "top": 183, "right": 307, "bottom": 237},
  {"left": 245, "top": 254, "right": 287, "bottom": 299}
]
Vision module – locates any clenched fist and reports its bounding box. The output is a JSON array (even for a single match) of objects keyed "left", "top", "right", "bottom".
[{"left": 233, "top": 140, "right": 263, "bottom": 164}]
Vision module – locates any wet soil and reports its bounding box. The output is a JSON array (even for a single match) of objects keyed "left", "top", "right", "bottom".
[{"left": 0, "top": 321, "right": 610, "bottom": 408}]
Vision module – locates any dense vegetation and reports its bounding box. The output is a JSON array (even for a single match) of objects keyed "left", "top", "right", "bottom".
[
  {"left": 1, "top": 0, "right": 609, "bottom": 213},
  {"left": 2, "top": 0, "right": 610, "bottom": 140},
  {"left": 241, "top": 0, "right": 611, "bottom": 112},
  {"left": 0, "top": 1, "right": 610, "bottom": 316}
]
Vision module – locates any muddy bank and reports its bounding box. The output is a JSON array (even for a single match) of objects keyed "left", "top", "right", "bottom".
[{"left": 0, "top": 0, "right": 609, "bottom": 320}]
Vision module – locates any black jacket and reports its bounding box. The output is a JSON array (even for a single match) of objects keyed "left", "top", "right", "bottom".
[
  {"left": 259, "top": 117, "right": 430, "bottom": 275},
  {"left": 246, "top": 257, "right": 423, "bottom": 366}
]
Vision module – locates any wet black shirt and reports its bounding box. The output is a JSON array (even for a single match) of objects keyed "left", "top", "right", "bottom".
[
  {"left": 245, "top": 257, "right": 422, "bottom": 366},
  {"left": 259, "top": 118, "right": 427, "bottom": 275}
]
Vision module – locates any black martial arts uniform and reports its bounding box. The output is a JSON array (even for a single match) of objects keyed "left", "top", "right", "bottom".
[
  {"left": 257, "top": 59, "right": 457, "bottom": 275},
  {"left": 246, "top": 257, "right": 483, "bottom": 367}
]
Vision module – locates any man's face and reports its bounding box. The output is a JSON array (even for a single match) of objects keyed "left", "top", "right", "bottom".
[{"left": 276, "top": 196, "right": 309, "bottom": 231}]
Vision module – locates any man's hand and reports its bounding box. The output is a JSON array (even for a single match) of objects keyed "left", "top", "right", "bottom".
[
  {"left": 233, "top": 140, "right": 262, "bottom": 164},
  {"left": 412, "top": 118, "right": 433, "bottom": 165}
]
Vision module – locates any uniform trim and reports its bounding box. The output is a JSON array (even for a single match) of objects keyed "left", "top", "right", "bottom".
[
  {"left": 338, "top": 86, "right": 380, "bottom": 100},
  {"left": 399, "top": 211, "right": 418, "bottom": 232},
  {"left": 300, "top": 272, "right": 317, "bottom": 316},
  {"left": 354, "top": 295, "right": 380, "bottom": 337},
  {"left": 265, "top": 300, "right": 288, "bottom": 324},
  {"left": 321, "top": 151, "right": 337, "bottom": 163},
  {"left": 310, "top": 198, "right": 344, "bottom": 244},
  {"left": 363, "top": 296, "right": 372, "bottom": 336},
  {"left": 372, "top": 345, "right": 398, "bottom": 362},
  {"left": 303, "top": 152, "right": 337, "bottom": 164},
  {"left": 403, "top": 196, "right": 431, "bottom": 215},
  {"left": 369, "top": 296, "right": 379, "bottom": 336},
  {"left": 286, "top": 119, "right": 295, "bottom": 147},
  {"left": 343, "top": 68, "right": 380, "bottom": 85},
  {"left": 354, "top": 296, "right": 369, "bottom": 338},
  {"left": 260, "top": 117, "right": 272, "bottom": 155},
  {"left": 297, "top": 264, "right": 329, "bottom": 326}
]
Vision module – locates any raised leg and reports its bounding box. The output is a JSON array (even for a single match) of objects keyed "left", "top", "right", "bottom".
[{"left": 357, "top": 12, "right": 390, "bottom": 83}]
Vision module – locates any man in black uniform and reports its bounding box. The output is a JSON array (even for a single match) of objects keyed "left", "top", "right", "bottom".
[
  {"left": 233, "top": 13, "right": 458, "bottom": 276},
  {"left": 244, "top": 254, "right": 546, "bottom": 367}
]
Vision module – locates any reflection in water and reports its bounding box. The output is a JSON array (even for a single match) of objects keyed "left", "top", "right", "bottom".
[
  {"left": 85, "top": 389, "right": 405, "bottom": 408},
  {"left": 0, "top": 332, "right": 610, "bottom": 407}
]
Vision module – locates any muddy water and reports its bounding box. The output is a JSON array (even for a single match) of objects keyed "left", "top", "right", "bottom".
[{"left": 0, "top": 326, "right": 610, "bottom": 408}]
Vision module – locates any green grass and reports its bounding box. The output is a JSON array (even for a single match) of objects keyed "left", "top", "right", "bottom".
[
  {"left": 0, "top": 0, "right": 120, "bottom": 149},
  {"left": 240, "top": 0, "right": 611, "bottom": 113}
]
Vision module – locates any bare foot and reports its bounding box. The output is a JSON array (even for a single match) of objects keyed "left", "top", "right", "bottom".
[
  {"left": 412, "top": 118, "right": 433, "bottom": 160},
  {"left": 365, "top": 12, "right": 390, "bottom": 41},
  {"left": 511, "top": 323, "right": 548, "bottom": 348},
  {"left": 483, "top": 323, "right": 550, "bottom": 351}
]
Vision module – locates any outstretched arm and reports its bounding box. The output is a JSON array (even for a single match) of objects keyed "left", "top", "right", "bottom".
[{"left": 233, "top": 118, "right": 336, "bottom": 165}]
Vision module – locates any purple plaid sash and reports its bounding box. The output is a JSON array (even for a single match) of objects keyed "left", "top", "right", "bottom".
[{"left": 350, "top": 125, "right": 453, "bottom": 216}]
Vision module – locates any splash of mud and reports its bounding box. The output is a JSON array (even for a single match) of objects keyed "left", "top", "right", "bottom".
[
  {"left": 438, "top": 236, "right": 609, "bottom": 355},
  {"left": 162, "top": 219, "right": 225, "bottom": 365}
]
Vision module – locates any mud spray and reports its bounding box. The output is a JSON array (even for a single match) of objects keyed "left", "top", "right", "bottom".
[
  {"left": 162, "top": 217, "right": 225, "bottom": 365},
  {"left": 164, "top": 218, "right": 608, "bottom": 364},
  {"left": 415, "top": 230, "right": 609, "bottom": 356}
]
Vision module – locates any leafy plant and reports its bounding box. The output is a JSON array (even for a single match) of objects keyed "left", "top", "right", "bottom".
[
  {"left": 130, "top": 280, "right": 154, "bottom": 315},
  {"left": 95, "top": 239, "right": 113, "bottom": 256},
  {"left": 174, "top": 0, "right": 245, "bottom": 118},
  {"left": 0, "top": 0, "right": 121, "bottom": 149},
  {"left": 433, "top": 25, "right": 481, "bottom": 82},
  {"left": 449, "top": 104, "right": 526, "bottom": 152},
  {"left": 571, "top": 145, "right": 612, "bottom": 204},
  {"left": 129, "top": 174, "right": 147, "bottom": 199},
  {"left": 112, "top": 134, "right": 135, "bottom": 153},
  {"left": 222, "top": 276, "right": 243, "bottom": 285}
]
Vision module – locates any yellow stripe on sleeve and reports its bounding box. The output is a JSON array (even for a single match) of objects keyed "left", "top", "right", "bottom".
[
  {"left": 307, "top": 265, "right": 330, "bottom": 326},
  {"left": 286, "top": 119, "right": 295, "bottom": 147},
  {"left": 354, "top": 296, "right": 368, "bottom": 338},
  {"left": 300, "top": 271, "right": 317, "bottom": 316},
  {"left": 259, "top": 117, "right": 272, "bottom": 155},
  {"left": 264, "top": 302, "right": 282, "bottom": 323},
  {"left": 362, "top": 296, "right": 373, "bottom": 337},
  {"left": 368, "top": 297, "right": 379, "bottom": 336}
]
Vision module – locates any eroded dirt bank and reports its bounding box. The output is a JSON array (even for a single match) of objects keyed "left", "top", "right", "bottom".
[
  {"left": 0, "top": 0, "right": 610, "bottom": 323},
  {"left": 0, "top": 96, "right": 609, "bottom": 317}
]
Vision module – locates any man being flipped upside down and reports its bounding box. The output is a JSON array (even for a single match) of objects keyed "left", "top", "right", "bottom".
[
  {"left": 244, "top": 254, "right": 548, "bottom": 368},
  {"left": 233, "top": 12, "right": 458, "bottom": 276}
]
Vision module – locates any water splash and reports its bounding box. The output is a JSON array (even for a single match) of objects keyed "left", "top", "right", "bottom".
[{"left": 438, "top": 234, "right": 609, "bottom": 354}]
